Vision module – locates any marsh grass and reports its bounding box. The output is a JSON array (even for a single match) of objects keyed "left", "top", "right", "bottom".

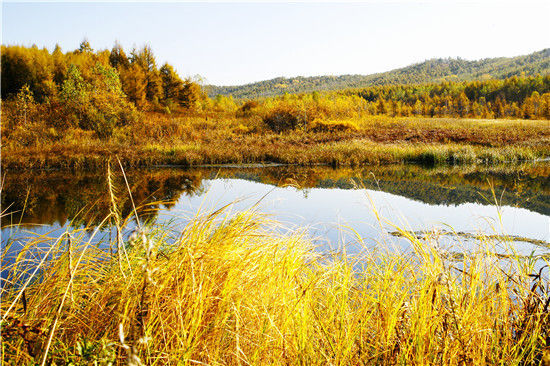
[
  {"left": 2, "top": 115, "right": 549, "bottom": 169},
  {"left": 1, "top": 197, "right": 550, "bottom": 365}
]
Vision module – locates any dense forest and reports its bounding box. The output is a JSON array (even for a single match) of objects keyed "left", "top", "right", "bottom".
[
  {"left": 207, "top": 48, "right": 550, "bottom": 99},
  {"left": 344, "top": 76, "right": 550, "bottom": 120},
  {"left": 224, "top": 75, "right": 550, "bottom": 131},
  {"left": 1, "top": 41, "right": 204, "bottom": 137}
]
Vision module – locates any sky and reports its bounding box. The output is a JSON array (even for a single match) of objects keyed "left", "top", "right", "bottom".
[{"left": 2, "top": 1, "right": 549, "bottom": 86}]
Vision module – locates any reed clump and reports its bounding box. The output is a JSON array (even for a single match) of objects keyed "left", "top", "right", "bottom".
[{"left": 1, "top": 206, "right": 549, "bottom": 365}]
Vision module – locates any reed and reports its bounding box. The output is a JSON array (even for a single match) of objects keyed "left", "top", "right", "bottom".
[{"left": 1, "top": 200, "right": 549, "bottom": 365}]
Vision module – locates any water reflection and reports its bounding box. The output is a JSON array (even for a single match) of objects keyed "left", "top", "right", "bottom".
[
  {"left": 3, "top": 163, "right": 548, "bottom": 285},
  {"left": 2, "top": 163, "right": 549, "bottom": 230}
]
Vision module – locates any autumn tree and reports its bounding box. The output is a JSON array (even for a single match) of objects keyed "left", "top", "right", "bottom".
[
  {"left": 376, "top": 98, "right": 387, "bottom": 115},
  {"left": 179, "top": 79, "right": 203, "bottom": 110},
  {"left": 78, "top": 39, "right": 93, "bottom": 53},
  {"left": 60, "top": 64, "right": 137, "bottom": 137},
  {"left": 160, "top": 63, "right": 184, "bottom": 103},
  {"left": 119, "top": 64, "right": 147, "bottom": 109},
  {"left": 1, "top": 45, "right": 54, "bottom": 101},
  {"left": 109, "top": 42, "right": 130, "bottom": 70},
  {"left": 14, "top": 84, "right": 37, "bottom": 126},
  {"left": 51, "top": 44, "right": 68, "bottom": 85},
  {"left": 131, "top": 45, "right": 163, "bottom": 103}
]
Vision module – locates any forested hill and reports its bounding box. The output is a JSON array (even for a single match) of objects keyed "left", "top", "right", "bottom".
[{"left": 207, "top": 48, "right": 550, "bottom": 99}]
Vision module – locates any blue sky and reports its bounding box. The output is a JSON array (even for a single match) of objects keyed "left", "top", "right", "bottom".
[{"left": 2, "top": 1, "right": 549, "bottom": 85}]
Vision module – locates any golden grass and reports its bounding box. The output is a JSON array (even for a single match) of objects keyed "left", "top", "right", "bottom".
[
  {"left": 1, "top": 202, "right": 549, "bottom": 365},
  {"left": 2, "top": 115, "right": 549, "bottom": 169}
]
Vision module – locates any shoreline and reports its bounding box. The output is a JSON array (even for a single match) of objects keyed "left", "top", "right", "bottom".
[{"left": 3, "top": 142, "right": 548, "bottom": 171}]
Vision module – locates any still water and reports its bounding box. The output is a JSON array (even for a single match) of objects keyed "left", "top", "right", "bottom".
[{"left": 2, "top": 163, "right": 549, "bottom": 260}]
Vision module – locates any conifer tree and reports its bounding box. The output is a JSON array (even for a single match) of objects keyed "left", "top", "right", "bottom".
[
  {"left": 78, "top": 39, "right": 93, "bottom": 53},
  {"left": 376, "top": 98, "right": 387, "bottom": 115},
  {"left": 132, "top": 45, "right": 164, "bottom": 103},
  {"left": 179, "top": 79, "right": 203, "bottom": 110},
  {"left": 52, "top": 44, "right": 67, "bottom": 85},
  {"left": 160, "top": 63, "right": 184, "bottom": 102},
  {"left": 119, "top": 64, "right": 147, "bottom": 109},
  {"left": 109, "top": 42, "right": 130, "bottom": 70}
]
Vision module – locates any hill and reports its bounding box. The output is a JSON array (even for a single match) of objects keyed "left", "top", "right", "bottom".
[{"left": 207, "top": 48, "right": 550, "bottom": 99}]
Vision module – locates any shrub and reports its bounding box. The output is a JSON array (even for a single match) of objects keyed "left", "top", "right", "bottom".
[
  {"left": 232, "top": 123, "right": 252, "bottom": 134},
  {"left": 237, "top": 100, "right": 260, "bottom": 117},
  {"left": 263, "top": 106, "right": 302, "bottom": 132}
]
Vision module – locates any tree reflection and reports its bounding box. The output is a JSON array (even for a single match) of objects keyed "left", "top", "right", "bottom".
[{"left": 2, "top": 162, "right": 548, "bottom": 229}]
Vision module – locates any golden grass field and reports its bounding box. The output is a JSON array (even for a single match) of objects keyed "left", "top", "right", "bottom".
[{"left": 3, "top": 115, "right": 549, "bottom": 169}]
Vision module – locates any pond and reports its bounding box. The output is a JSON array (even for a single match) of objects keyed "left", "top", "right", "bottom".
[{"left": 2, "top": 162, "right": 550, "bottom": 266}]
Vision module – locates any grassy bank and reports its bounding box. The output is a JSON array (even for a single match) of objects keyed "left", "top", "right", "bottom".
[
  {"left": 2, "top": 205, "right": 549, "bottom": 365},
  {"left": 2, "top": 115, "right": 549, "bottom": 169}
]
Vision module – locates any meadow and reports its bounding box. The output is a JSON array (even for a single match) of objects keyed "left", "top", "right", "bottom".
[
  {"left": 3, "top": 113, "right": 549, "bottom": 170},
  {"left": 2, "top": 43, "right": 549, "bottom": 170}
]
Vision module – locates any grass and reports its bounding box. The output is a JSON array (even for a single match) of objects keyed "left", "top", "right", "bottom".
[
  {"left": 2, "top": 198, "right": 549, "bottom": 365},
  {"left": 2, "top": 115, "right": 549, "bottom": 169}
]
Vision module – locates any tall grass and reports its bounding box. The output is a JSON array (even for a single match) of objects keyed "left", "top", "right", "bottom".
[
  {"left": 1, "top": 201, "right": 549, "bottom": 365},
  {"left": 2, "top": 115, "right": 549, "bottom": 169}
]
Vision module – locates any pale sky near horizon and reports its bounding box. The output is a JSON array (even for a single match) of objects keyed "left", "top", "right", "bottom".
[{"left": 2, "top": 1, "right": 549, "bottom": 86}]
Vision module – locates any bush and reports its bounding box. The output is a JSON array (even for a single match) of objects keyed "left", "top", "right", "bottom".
[
  {"left": 232, "top": 123, "right": 251, "bottom": 134},
  {"left": 237, "top": 100, "right": 260, "bottom": 118},
  {"left": 3, "top": 122, "right": 60, "bottom": 147},
  {"left": 263, "top": 106, "right": 302, "bottom": 132}
]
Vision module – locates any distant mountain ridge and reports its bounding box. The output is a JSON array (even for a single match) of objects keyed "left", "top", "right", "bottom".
[{"left": 207, "top": 48, "right": 550, "bottom": 99}]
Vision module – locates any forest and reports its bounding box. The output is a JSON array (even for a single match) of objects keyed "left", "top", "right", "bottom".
[
  {"left": 207, "top": 48, "right": 550, "bottom": 98},
  {"left": 1, "top": 41, "right": 203, "bottom": 138}
]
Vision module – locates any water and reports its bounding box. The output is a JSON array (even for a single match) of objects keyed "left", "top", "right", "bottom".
[{"left": 2, "top": 163, "right": 549, "bottom": 262}]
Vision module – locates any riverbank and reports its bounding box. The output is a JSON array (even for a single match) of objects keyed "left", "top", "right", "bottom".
[
  {"left": 2, "top": 206, "right": 549, "bottom": 365},
  {"left": 2, "top": 116, "right": 549, "bottom": 170}
]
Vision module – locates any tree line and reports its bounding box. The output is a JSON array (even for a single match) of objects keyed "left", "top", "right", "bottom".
[
  {"left": 348, "top": 75, "right": 550, "bottom": 119},
  {"left": 228, "top": 76, "right": 550, "bottom": 133},
  {"left": 1, "top": 41, "right": 204, "bottom": 136}
]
